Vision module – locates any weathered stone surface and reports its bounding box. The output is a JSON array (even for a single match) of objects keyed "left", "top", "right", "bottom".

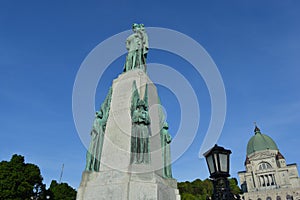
[{"left": 77, "top": 170, "right": 180, "bottom": 200}]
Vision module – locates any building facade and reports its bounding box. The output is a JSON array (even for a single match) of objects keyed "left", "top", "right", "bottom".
[{"left": 238, "top": 126, "right": 300, "bottom": 200}]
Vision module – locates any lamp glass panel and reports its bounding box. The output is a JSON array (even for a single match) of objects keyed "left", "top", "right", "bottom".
[
  {"left": 214, "top": 153, "right": 219, "bottom": 172},
  {"left": 207, "top": 155, "right": 215, "bottom": 174},
  {"left": 219, "top": 153, "right": 228, "bottom": 172}
]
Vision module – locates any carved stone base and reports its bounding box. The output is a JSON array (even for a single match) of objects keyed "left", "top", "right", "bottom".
[{"left": 76, "top": 170, "right": 180, "bottom": 200}]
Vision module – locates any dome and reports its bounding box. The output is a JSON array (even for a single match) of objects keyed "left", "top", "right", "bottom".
[{"left": 247, "top": 126, "right": 278, "bottom": 156}]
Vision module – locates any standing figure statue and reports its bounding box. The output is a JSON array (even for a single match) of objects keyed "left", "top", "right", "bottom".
[
  {"left": 85, "top": 110, "right": 106, "bottom": 171},
  {"left": 139, "top": 24, "right": 149, "bottom": 68},
  {"left": 131, "top": 99, "right": 151, "bottom": 164},
  {"left": 124, "top": 23, "right": 149, "bottom": 72},
  {"left": 85, "top": 87, "right": 112, "bottom": 172},
  {"left": 161, "top": 122, "right": 173, "bottom": 178}
]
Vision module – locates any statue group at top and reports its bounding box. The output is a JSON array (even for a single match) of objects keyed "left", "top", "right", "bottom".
[{"left": 123, "top": 23, "right": 149, "bottom": 73}]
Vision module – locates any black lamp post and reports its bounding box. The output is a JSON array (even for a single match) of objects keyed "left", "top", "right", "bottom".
[{"left": 204, "top": 144, "right": 238, "bottom": 200}]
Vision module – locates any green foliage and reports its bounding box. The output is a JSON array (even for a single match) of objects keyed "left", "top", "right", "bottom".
[
  {"left": 0, "top": 154, "right": 45, "bottom": 199},
  {"left": 0, "top": 154, "right": 77, "bottom": 200},
  {"left": 181, "top": 193, "right": 199, "bottom": 200},
  {"left": 178, "top": 179, "right": 212, "bottom": 200},
  {"left": 229, "top": 178, "right": 242, "bottom": 195},
  {"left": 178, "top": 178, "right": 241, "bottom": 200},
  {"left": 49, "top": 180, "right": 77, "bottom": 200}
]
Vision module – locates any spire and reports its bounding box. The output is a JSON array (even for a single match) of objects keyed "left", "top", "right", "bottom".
[{"left": 254, "top": 122, "right": 261, "bottom": 135}]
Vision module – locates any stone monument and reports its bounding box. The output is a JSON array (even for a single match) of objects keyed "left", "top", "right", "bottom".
[{"left": 77, "top": 23, "right": 181, "bottom": 200}]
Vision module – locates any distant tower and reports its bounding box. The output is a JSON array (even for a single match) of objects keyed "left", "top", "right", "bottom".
[
  {"left": 76, "top": 24, "right": 180, "bottom": 200},
  {"left": 238, "top": 125, "right": 300, "bottom": 200}
]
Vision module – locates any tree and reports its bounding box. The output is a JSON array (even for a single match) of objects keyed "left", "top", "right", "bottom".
[
  {"left": 0, "top": 154, "right": 77, "bottom": 199},
  {"left": 229, "top": 178, "right": 242, "bottom": 195},
  {"left": 178, "top": 179, "right": 212, "bottom": 200},
  {"left": 178, "top": 178, "right": 241, "bottom": 200},
  {"left": 49, "top": 180, "right": 77, "bottom": 200},
  {"left": 181, "top": 193, "right": 198, "bottom": 200},
  {"left": 0, "top": 154, "right": 45, "bottom": 199}
]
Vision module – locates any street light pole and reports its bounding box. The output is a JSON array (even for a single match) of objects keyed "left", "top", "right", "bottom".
[
  {"left": 203, "top": 144, "right": 240, "bottom": 200},
  {"left": 212, "top": 177, "right": 232, "bottom": 200}
]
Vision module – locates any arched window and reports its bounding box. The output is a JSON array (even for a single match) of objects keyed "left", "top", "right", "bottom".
[
  {"left": 286, "top": 195, "right": 293, "bottom": 200},
  {"left": 258, "top": 198, "right": 262, "bottom": 200},
  {"left": 266, "top": 197, "right": 272, "bottom": 200},
  {"left": 258, "top": 162, "right": 272, "bottom": 170}
]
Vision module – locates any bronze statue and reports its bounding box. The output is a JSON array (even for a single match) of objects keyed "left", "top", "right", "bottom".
[
  {"left": 85, "top": 110, "right": 105, "bottom": 171},
  {"left": 124, "top": 23, "right": 149, "bottom": 72},
  {"left": 130, "top": 81, "right": 151, "bottom": 164},
  {"left": 161, "top": 122, "right": 173, "bottom": 178},
  {"left": 85, "top": 88, "right": 112, "bottom": 171}
]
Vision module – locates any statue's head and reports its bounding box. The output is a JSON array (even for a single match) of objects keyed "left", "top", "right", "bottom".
[
  {"left": 140, "top": 24, "right": 145, "bottom": 31},
  {"left": 132, "top": 23, "right": 139, "bottom": 32},
  {"left": 163, "top": 122, "right": 169, "bottom": 129},
  {"left": 96, "top": 110, "right": 103, "bottom": 118},
  {"left": 137, "top": 99, "right": 146, "bottom": 109}
]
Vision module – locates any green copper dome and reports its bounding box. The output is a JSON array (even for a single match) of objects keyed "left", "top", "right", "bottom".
[{"left": 247, "top": 126, "right": 278, "bottom": 156}]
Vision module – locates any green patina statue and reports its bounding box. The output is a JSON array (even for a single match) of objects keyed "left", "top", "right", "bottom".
[
  {"left": 130, "top": 81, "right": 151, "bottom": 164},
  {"left": 85, "top": 87, "right": 112, "bottom": 171},
  {"left": 124, "top": 23, "right": 149, "bottom": 72},
  {"left": 161, "top": 122, "right": 173, "bottom": 178},
  {"left": 85, "top": 110, "right": 105, "bottom": 171}
]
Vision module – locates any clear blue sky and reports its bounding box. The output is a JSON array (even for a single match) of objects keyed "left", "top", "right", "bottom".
[{"left": 1, "top": 1, "right": 300, "bottom": 189}]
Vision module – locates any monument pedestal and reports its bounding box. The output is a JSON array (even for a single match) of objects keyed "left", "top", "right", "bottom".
[
  {"left": 77, "top": 169, "right": 180, "bottom": 200},
  {"left": 77, "top": 70, "right": 180, "bottom": 200}
]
